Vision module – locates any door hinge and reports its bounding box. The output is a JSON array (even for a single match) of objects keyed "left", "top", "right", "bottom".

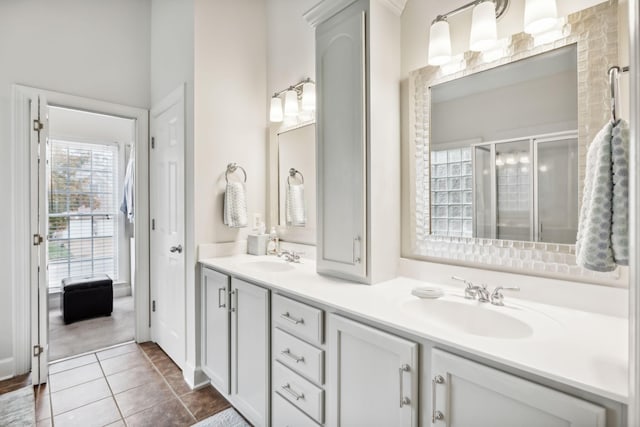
[
  {"left": 33, "top": 119, "right": 43, "bottom": 132},
  {"left": 151, "top": 137, "right": 155, "bottom": 149},
  {"left": 151, "top": 219, "right": 155, "bottom": 230},
  {"left": 152, "top": 300, "right": 156, "bottom": 312},
  {"left": 33, "top": 345, "right": 43, "bottom": 357},
  {"left": 33, "top": 234, "right": 44, "bottom": 246}
]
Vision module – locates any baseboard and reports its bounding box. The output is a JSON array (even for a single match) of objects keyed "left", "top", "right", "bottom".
[
  {"left": 182, "top": 363, "right": 209, "bottom": 390},
  {"left": 0, "top": 357, "right": 15, "bottom": 381}
]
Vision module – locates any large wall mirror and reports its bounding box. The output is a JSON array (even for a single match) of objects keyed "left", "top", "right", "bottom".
[
  {"left": 268, "top": 122, "right": 316, "bottom": 244},
  {"left": 409, "top": 0, "right": 624, "bottom": 282}
]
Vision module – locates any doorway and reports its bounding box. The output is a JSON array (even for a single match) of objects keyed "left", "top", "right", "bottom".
[
  {"left": 12, "top": 85, "right": 150, "bottom": 385},
  {"left": 46, "top": 106, "right": 136, "bottom": 361}
]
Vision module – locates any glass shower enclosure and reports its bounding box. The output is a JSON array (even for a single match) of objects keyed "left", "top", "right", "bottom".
[{"left": 472, "top": 131, "right": 578, "bottom": 244}]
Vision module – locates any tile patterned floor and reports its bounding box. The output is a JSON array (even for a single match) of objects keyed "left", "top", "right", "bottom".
[{"left": 0, "top": 342, "right": 234, "bottom": 427}]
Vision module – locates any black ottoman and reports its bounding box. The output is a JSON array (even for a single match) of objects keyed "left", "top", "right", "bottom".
[{"left": 62, "top": 275, "right": 113, "bottom": 324}]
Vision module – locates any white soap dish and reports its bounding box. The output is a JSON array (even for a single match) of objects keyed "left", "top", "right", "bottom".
[{"left": 411, "top": 286, "right": 444, "bottom": 299}]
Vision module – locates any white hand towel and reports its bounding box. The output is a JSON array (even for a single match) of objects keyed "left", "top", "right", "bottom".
[
  {"left": 576, "top": 119, "right": 629, "bottom": 271},
  {"left": 286, "top": 183, "right": 306, "bottom": 227},
  {"left": 224, "top": 181, "right": 248, "bottom": 228}
]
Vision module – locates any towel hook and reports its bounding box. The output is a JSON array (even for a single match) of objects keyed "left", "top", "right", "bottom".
[
  {"left": 287, "top": 168, "right": 304, "bottom": 185},
  {"left": 225, "top": 163, "right": 247, "bottom": 183}
]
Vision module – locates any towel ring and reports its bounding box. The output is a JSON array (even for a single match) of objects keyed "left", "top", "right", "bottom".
[
  {"left": 287, "top": 168, "right": 304, "bottom": 185},
  {"left": 225, "top": 163, "right": 247, "bottom": 183}
]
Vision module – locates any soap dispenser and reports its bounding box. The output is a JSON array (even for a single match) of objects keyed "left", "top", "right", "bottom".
[{"left": 267, "top": 227, "right": 279, "bottom": 255}]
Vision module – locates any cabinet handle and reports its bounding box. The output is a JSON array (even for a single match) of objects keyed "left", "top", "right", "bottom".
[
  {"left": 230, "top": 290, "right": 237, "bottom": 313},
  {"left": 281, "top": 383, "right": 305, "bottom": 401},
  {"left": 217, "top": 287, "right": 226, "bottom": 308},
  {"left": 280, "top": 312, "right": 304, "bottom": 325},
  {"left": 281, "top": 348, "right": 305, "bottom": 364},
  {"left": 432, "top": 374, "right": 445, "bottom": 423},
  {"left": 399, "top": 364, "right": 410, "bottom": 408},
  {"left": 353, "top": 236, "right": 361, "bottom": 264}
]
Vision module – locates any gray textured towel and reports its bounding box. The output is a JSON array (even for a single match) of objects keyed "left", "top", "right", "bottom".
[
  {"left": 286, "top": 183, "right": 306, "bottom": 227},
  {"left": 576, "top": 119, "right": 629, "bottom": 271},
  {"left": 224, "top": 181, "right": 248, "bottom": 228}
]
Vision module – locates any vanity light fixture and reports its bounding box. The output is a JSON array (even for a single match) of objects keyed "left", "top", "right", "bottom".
[
  {"left": 427, "top": 0, "right": 509, "bottom": 66},
  {"left": 524, "top": 0, "right": 558, "bottom": 35},
  {"left": 469, "top": 1, "right": 498, "bottom": 52},
  {"left": 519, "top": 153, "right": 530, "bottom": 164},
  {"left": 269, "top": 77, "right": 316, "bottom": 123},
  {"left": 270, "top": 97, "right": 283, "bottom": 122}
]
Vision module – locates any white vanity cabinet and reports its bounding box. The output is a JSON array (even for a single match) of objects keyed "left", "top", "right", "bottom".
[
  {"left": 271, "top": 294, "right": 326, "bottom": 427},
  {"left": 430, "top": 349, "right": 606, "bottom": 427},
  {"left": 327, "top": 314, "right": 419, "bottom": 427},
  {"left": 201, "top": 267, "right": 270, "bottom": 426},
  {"left": 315, "top": 0, "right": 368, "bottom": 282}
]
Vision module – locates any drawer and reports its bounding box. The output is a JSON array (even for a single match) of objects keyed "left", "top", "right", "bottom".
[
  {"left": 273, "top": 361, "right": 324, "bottom": 424},
  {"left": 273, "top": 328, "right": 324, "bottom": 385},
  {"left": 272, "top": 392, "right": 321, "bottom": 427},
  {"left": 273, "top": 294, "right": 323, "bottom": 345}
]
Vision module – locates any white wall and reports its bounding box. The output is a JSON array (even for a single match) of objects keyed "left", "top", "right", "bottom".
[{"left": 0, "top": 0, "right": 150, "bottom": 378}]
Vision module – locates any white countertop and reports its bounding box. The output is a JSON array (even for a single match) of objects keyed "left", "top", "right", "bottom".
[{"left": 200, "top": 254, "right": 629, "bottom": 403}]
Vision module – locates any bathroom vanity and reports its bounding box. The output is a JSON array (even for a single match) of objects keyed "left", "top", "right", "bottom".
[{"left": 200, "top": 255, "right": 627, "bottom": 427}]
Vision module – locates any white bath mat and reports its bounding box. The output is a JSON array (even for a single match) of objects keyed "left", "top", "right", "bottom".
[{"left": 192, "top": 407, "right": 251, "bottom": 427}]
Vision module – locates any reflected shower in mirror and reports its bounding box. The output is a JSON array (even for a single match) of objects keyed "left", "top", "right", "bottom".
[
  {"left": 429, "top": 44, "right": 578, "bottom": 244},
  {"left": 276, "top": 123, "right": 316, "bottom": 243}
]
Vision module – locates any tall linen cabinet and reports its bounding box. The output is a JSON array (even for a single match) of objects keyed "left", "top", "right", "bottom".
[{"left": 306, "top": 0, "right": 405, "bottom": 284}]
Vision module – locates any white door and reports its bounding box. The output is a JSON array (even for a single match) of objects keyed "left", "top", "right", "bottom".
[
  {"left": 430, "top": 349, "right": 605, "bottom": 426},
  {"left": 316, "top": 0, "right": 368, "bottom": 281},
  {"left": 327, "top": 314, "right": 418, "bottom": 427},
  {"left": 201, "top": 267, "right": 230, "bottom": 394},
  {"left": 31, "top": 94, "right": 49, "bottom": 384},
  {"left": 150, "top": 86, "right": 186, "bottom": 367},
  {"left": 231, "top": 278, "right": 270, "bottom": 427}
]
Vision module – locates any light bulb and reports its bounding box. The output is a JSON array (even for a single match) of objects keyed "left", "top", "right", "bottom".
[
  {"left": 524, "top": 0, "right": 558, "bottom": 35},
  {"left": 284, "top": 89, "right": 298, "bottom": 117},
  {"left": 506, "top": 155, "right": 517, "bottom": 165},
  {"left": 519, "top": 154, "right": 530, "bottom": 164},
  {"left": 269, "top": 97, "right": 283, "bottom": 122},
  {"left": 428, "top": 19, "right": 452, "bottom": 66},
  {"left": 470, "top": 1, "right": 498, "bottom": 52},
  {"left": 301, "top": 82, "right": 316, "bottom": 112},
  {"left": 496, "top": 156, "right": 505, "bottom": 166}
]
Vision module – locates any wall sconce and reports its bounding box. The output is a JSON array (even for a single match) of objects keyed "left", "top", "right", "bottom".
[
  {"left": 428, "top": 0, "right": 509, "bottom": 66},
  {"left": 427, "top": 0, "right": 561, "bottom": 67},
  {"left": 524, "top": 0, "right": 558, "bottom": 35},
  {"left": 269, "top": 78, "right": 316, "bottom": 123}
]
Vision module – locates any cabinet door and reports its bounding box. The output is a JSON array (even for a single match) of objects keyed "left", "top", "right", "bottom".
[
  {"left": 430, "top": 349, "right": 606, "bottom": 427},
  {"left": 316, "top": 0, "right": 368, "bottom": 281},
  {"left": 327, "top": 314, "right": 418, "bottom": 427},
  {"left": 231, "top": 278, "right": 270, "bottom": 427},
  {"left": 201, "top": 268, "right": 230, "bottom": 394}
]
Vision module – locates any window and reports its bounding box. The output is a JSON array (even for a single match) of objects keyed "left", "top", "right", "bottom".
[{"left": 47, "top": 140, "right": 119, "bottom": 288}]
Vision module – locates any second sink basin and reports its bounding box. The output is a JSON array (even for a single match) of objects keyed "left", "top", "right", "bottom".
[{"left": 402, "top": 296, "right": 555, "bottom": 339}]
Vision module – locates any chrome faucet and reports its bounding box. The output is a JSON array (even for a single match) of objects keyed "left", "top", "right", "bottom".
[
  {"left": 452, "top": 276, "right": 480, "bottom": 300},
  {"left": 278, "top": 250, "right": 303, "bottom": 263},
  {"left": 489, "top": 286, "right": 520, "bottom": 306}
]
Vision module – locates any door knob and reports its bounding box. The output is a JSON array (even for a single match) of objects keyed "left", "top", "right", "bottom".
[{"left": 169, "top": 245, "right": 183, "bottom": 253}]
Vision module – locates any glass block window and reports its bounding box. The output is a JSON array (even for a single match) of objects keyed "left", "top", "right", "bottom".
[
  {"left": 431, "top": 148, "right": 473, "bottom": 237},
  {"left": 47, "top": 140, "right": 119, "bottom": 288}
]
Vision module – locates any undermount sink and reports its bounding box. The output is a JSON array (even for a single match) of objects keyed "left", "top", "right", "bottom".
[
  {"left": 241, "top": 260, "right": 295, "bottom": 273},
  {"left": 402, "top": 296, "right": 555, "bottom": 339}
]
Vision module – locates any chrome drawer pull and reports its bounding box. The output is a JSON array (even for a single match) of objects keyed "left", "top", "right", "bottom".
[
  {"left": 217, "top": 287, "right": 226, "bottom": 308},
  {"left": 432, "top": 374, "right": 445, "bottom": 423},
  {"left": 281, "top": 383, "right": 305, "bottom": 401},
  {"left": 281, "top": 348, "right": 305, "bottom": 364},
  {"left": 280, "top": 312, "right": 304, "bottom": 325},
  {"left": 399, "top": 364, "right": 410, "bottom": 408}
]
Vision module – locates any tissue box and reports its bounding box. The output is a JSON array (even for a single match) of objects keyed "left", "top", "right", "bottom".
[{"left": 247, "top": 234, "right": 269, "bottom": 255}]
